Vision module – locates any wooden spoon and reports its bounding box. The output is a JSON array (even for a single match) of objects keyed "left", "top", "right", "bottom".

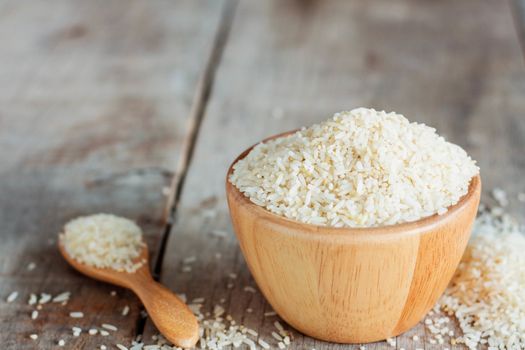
[{"left": 58, "top": 240, "right": 199, "bottom": 349}]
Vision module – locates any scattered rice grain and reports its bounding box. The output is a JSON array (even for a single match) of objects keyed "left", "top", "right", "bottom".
[
  {"left": 72, "top": 327, "right": 81, "bottom": 337},
  {"left": 274, "top": 321, "right": 284, "bottom": 333},
  {"left": 492, "top": 187, "right": 508, "bottom": 207},
  {"left": 102, "top": 323, "right": 118, "bottom": 331},
  {"left": 283, "top": 336, "right": 291, "bottom": 346},
  {"left": 39, "top": 293, "right": 52, "bottom": 304},
  {"left": 6, "top": 291, "right": 18, "bottom": 303},
  {"left": 183, "top": 256, "right": 196, "bottom": 264},
  {"left": 246, "top": 329, "right": 258, "bottom": 337},
  {"left": 210, "top": 230, "right": 227, "bottom": 238},
  {"left": 258, "top": 338, "right": 270, "bottom": 349},
  {"left": 52, "top": 291, "right": 71, "bottom": 303},
  {"left": 272, "top": 331, "right": 283, "bottom": 341}
]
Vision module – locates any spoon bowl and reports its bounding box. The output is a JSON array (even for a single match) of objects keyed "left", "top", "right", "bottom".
[{"left": 59, "top": 240, "right": 199, "bottom": 348}]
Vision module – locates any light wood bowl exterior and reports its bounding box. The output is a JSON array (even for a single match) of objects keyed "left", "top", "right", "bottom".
[{"left": 225, "top": 134, "right": 481, "bottom": 344}]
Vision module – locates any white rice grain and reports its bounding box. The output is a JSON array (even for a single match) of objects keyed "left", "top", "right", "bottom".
[
  {"left": 39, "top": 293, "right": 52, "bottom": 304},
  {"left": 6, "top": 291, "right": 18, "bottom": 303},
  {"left": 101, "top": 323, "right": 118, "bottom": 331},
  {"left": 52, "top": 292, "right": 71, "bottom": 303},
  {"left": 258, "top": 339, "right": 270, "bottom": 349},
  {"left": 210, "top": 230, "right": 227, "bottom": 238},
  {"left": 183, "top": 256, "right": 196, "bottom": 264},
  {"left": 72, "top": 327, "right": 81, "bottom": 337},
  {"left": 271, "top": 331, "right": 283, "bottom": 341}
]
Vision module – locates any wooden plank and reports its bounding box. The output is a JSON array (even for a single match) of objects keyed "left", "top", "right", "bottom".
[
  {"left": 0, "top": 0, "right": 224, "bottom": 348},
  {"left": 149, "top": 0, "right": 525, "bottom": 349}
]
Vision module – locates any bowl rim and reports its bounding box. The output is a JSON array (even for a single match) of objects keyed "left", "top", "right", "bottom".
[{"left": 226, "top": 130, "right": 481, "bottom": 237}]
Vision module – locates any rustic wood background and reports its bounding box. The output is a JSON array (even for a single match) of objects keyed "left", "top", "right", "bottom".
[{"left": 1, "top": 0, "right": 524, "bottom": 349}]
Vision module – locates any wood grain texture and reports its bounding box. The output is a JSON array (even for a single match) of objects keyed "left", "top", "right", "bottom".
[
  {"left": 226, "top": 140, "right": 481, "bottom": 343},
  {"left": 0, "top": 0, "right": 224, "bottom": 348},
  {"left": 147, "top": 0, "right": 525, "bottom": 349}
]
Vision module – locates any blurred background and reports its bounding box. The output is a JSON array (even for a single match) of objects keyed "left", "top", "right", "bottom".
[{"left": 0, "top": 0, "right": 524, "bottom": 348}]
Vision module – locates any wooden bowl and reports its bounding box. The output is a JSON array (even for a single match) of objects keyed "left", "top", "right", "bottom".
[{"left": 225, "top": 132, "right": 481, "bottom": 344}]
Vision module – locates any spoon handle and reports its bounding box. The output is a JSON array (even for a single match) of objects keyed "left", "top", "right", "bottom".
[{"left": 132, "top": 274, "right": 199, "bottom": 348}]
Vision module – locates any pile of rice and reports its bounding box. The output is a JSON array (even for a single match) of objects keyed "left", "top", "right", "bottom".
[
  {"left": 436, "top": 205, "right": 525, "bottom": 349},
  {"left": 230, "top": 108, "right": 479, "bottom": 227},
  {"left": 60, "top": 214, "right": 146, "bottom": 273}
]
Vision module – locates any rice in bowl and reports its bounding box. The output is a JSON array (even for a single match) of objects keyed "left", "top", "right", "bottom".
[{"left": 229, "top": 108, "right": 479, "bottom": 228}]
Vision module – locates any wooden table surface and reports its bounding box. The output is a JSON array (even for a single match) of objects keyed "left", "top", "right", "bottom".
[{"left": 1, "top": 0, "right": 524, "bottom": 349}]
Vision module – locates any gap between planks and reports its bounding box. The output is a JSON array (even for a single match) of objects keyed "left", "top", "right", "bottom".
[
  {"left": 155, "top": 0, "right": 239, "bottom": 277},
  {"left": 133, "top": 0, "right": 240, "bottom": 340}
]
